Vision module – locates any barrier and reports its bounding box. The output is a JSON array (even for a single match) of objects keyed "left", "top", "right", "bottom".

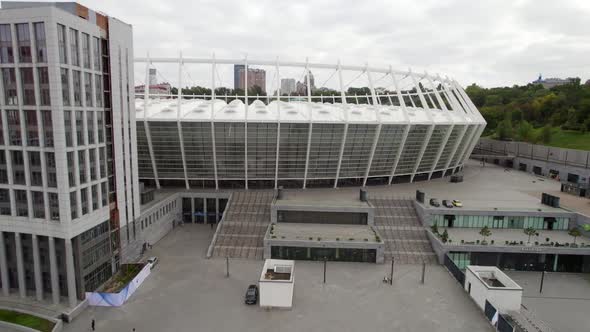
[
  {"left": 85, "top": 264, "right": 151, "bottom": 306},
  {"left": 443, "top": 254, "right": 465, "bottom": 285}
]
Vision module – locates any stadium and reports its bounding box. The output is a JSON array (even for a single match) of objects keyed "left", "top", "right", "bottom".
[{"left": 135, "top": 58, "right": 486, "bottom": 190}]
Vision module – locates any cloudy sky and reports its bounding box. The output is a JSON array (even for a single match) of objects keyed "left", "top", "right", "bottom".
[{"left": 78, "top": 0, "right": 590, "bottom": 89}]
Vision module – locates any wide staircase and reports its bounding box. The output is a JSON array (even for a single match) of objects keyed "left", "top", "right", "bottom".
[
  {"left": 370, "top": 197, "right": 437, "bottom": 264},
  {"left": 210, "top": 191, "right": 274, "bottom": 259}
]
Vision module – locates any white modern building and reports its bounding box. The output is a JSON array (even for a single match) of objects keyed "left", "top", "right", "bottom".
[
  {"left": 259, "top": 259, "right": 294, "bottom": 309},
  {"left": 134, "top": 58, "right": 486, "bottom": 190},
  {"left": 464, "top": 265, "right": 523, "bottom": 313},
  {"left": 0, "top": 1, "right": 141, "bottom": 309}
]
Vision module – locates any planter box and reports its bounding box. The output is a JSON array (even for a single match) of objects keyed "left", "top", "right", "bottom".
[{"left": 85, "top": 263, "right": 152, "bottom": 307}]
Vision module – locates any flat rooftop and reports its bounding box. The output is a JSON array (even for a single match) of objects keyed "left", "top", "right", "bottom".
[
  {"left": 270, "top": 223, "right": 380, "bottom": 243},
  {"left": 276, "top": 190, "right": 372, "bottom": 209}
]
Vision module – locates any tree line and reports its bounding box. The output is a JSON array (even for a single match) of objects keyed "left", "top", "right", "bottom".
[{"left": 465, "top": 78, "right": 590, "bottom": 143}]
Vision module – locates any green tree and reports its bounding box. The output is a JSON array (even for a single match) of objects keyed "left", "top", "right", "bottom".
[
  {"left": 568, "top": 227, "right": 582, "bottom": 244},
  {"left": 441, "top": 229, "right": 449, "bottom": 243},
  {"left": 539, "top": 125, "right": 552, "bottom": 144},
  {"left": 479, "top": 226, "right": 492, "bottom": 244},
  {"left": 523, "top": 227, "right": 537, "bottom": 244},
  {"left": 496, "top": 118, "right": 513, "bottom": 140},
  {"left": 518, "top": 120, "right": 534, "bottom": 142}
]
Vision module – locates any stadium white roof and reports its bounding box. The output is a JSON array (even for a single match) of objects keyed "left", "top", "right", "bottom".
[{"left": 135, "top": 98, "right": 484, "bottom": 125}]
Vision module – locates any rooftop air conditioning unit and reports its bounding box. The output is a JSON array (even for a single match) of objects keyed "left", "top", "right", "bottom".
[{"left": 274, "top": 265, "right": 291, "bottom": 274}]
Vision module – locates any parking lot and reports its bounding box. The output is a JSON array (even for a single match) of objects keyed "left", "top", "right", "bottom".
[{"left": 64, "top": 224, "right": 491, "bottom": 332}]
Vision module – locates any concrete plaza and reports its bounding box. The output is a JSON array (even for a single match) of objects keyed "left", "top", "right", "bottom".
[
  {"left": 63, "top": 224, "right": 492, "bottom": 332},
  {"left": 506, "top": 271, "right": 590, "bottom": 332}
]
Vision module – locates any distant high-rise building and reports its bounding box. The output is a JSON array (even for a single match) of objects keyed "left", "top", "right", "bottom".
[
  {"left": 296, "top": 71, "right": 316, "bottom": 94},
  {"left": 149, "top": 68, "right": 157, "bottom": 85},
  {"left": 234, "top": 64, "right": 266, "bottom": 92},
  {"left": 280, "top": 78, "right": 296, "bottom": 94}
]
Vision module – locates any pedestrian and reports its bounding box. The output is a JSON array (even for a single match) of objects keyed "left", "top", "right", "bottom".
[
  {"left": 91, "top": 319, "right": 95, "bottom": 331},
  {"left": 210, "top": 222, "right": 213, "bottom": 229}
]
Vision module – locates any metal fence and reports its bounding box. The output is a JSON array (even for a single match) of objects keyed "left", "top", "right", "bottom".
[
  {"left": 443, "top": 254, "right": 465, "bottom": 285},
  {"left": 497, "top": 314, "right": 515, "bottom": 332},
  {"left": 476, "top": 138, "right": 590, "bottom": 169}
]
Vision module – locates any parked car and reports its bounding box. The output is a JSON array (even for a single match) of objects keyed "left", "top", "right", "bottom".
[
  {"left": 245, "top": 284, "right": 259, "bottom": 305},
  {"left": 147, "top": 256, "right": 158, "bottom": 269},
  {"left": 442, "top": 200, "right": 454, "bottom": 208},
  {"left": 452, "top": 199, "right": 463, "bottom": 207},
  {"left": 429, "top": 198, "right": 440, "bottom": 207}
]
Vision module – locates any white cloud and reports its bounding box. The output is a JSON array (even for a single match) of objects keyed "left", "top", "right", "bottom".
[{"left": 77, "top": 0, "right": 590, "bottom": 88}]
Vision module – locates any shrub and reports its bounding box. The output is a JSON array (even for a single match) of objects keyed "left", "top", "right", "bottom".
[
  {"left": 534, "top": 241, "right": 539, "bottom": 245},
  {"left": 461, "top": 239, "right": 464, "bottom": 244},
  {"left": 476, "top": 239, "right": 480, "bottom": 244},
  {"left": 336, "top": 237, "right": 340, "bottom": 241},
  {"left": 546, "top": 237, "right": 550, "bottom": 242},
  {"left": 441, "top": 229, "right": 449, "bottom": 243},
  {"left": 490, "top": 240, "right": 494, "bottom": 245},
  {"left": 364, "top": 238, "right": 368, "bottom": 241},
  {"left": 349, "top": 238, "right": 354, "bottom": 241}
]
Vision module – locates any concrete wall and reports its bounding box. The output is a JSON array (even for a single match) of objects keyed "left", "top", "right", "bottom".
[
  {"left": 475, "top": 138, "right": 590, "bottom": 185},
  {"left": 120, "top": 194, "right": 181, "bottom": 263},
  {"left": 464, "top": 267, "right": 522, "bottom": 312},
  {"left": 259, "top": 280, "right": 294, "bottom": 309}
]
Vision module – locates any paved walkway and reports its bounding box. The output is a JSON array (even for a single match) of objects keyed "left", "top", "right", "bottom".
[
  {"left": 63, "top": 224, "right": 491, "bottom": 332},
  {"left": 505, "top": 271, "right": 590, "bottom": 332}
]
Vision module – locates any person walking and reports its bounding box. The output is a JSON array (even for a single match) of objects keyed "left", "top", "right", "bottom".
[{"left": 91, "top": 319, "right": 95, "bottom": 331}]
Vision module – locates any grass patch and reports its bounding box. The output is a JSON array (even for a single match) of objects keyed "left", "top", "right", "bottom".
[
  {"left": 543, "top": 128, "right": 590, "bottom": 150},
  {"left": 0, "top": 309, "right": 55, "bottom": 332},
  {"left": 102, "top": 264, "right": 144, "bottom": 293}
]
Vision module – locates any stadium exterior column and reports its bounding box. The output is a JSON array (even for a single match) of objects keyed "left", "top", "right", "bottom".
[
  {"left": 363, "top": 65, "right": 382, "bottom": 187},
  {"left": 142, "top": 52, "right": 160, "bottom": 189},
  {"left": 244, "top": 56, "right": 249, "bottom": 189},
  {"left": 409, "top": 71, "right": 434, "bottom": 183},
  {"left": 334, "top": 60, "right": 348, "bottom": 188},
  {"left": 210, "top": 54, "right": 219, "bottom": 190},
  {"left": 274, "top": 57, "right": 281, "bottom": 189},
  {"left": 176, "top": 51, "right": 189, "bottom": 189},
  {"left": 388, "top": 68, "right": 411, "bottom": 185},
  {"left": 302, "top": 58, "right": 313, "bottom": 189}
]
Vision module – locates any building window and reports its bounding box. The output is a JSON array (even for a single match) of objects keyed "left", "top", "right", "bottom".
[
  {"left": 91, "top": 185, "right": 98, "bottom": 211},
  {"left": 69, "top": 28, "right": 79, "bottom": 66},
  {"left": 45, "top": 152, "right": 57, "bottom": 188},
  {"left": 93, "top": 37, "right": 101, "bottom": 71},
  {"left": 78, "top": 150, "right": 86, "bottom": 184},
  {"left": 99, "top": 147, "right": 106, "bottom": 178},
  {"left": 24, "top": 110, "right": 39, "bottom": 146},
  {"left": 0, "top": 188, "right": 10, "bottom": 215},
  {"left": 41, "top": 111, "right": 53, "bottom": 147},
  {"left": 0, "top": 152, "right": 7, "bottom": 183},
  {"left": 61, "top": 68, "right": 70, "bottom": 106},
  {"left": 33, "top": 22, "right": 46, "bottom": 62},
  {"left": 95, "top": 74, "right": 103, "bottom": 107},
  {"left": 6, "top": 110, "right": 21, "bottom": 146},
  {"left": 2, "top": 68, "right": 17, "bottom": 105},
  {"left": 70, "top": 191, "right": 78, "bottom": 219},
  {"left": 87, "top": 111, "right": 95, "bottom": 144},
  {"left": 73, "top": 70, "right": 82, "bottom": 106},
  {"left": 15, "top": 190, "right": 28, "bottom": 217},
  {"left": 11, "top": 151, "right": 25, "bottom": 185},
  {"left": 97, "top": 112, "right": 104, "bottom": 143},
  {"left": 37, "top": 67, "right": 50, "bottom": 106},
  {"left": 15, "top": 23, "right": 31, "bottom": 63},
  {"left": 29, "top": 151, "right": 42, "bottom": 186},
  {"left": 19, "top": 68, "right": 35, "bottom": 105},
  {"left": 76, "top": 111, "right": 84, "bottom": 145},
  {"left": 81, "top": 187, "right": 88, "bottom": 215},
  {"left": 67, "top": 152, "right": 75, "bottom": 187},
  {"left": 48, "top": 192, "right": 59, "bottom": 220},
  {"left": 101, "top": 182, "right": 107, "bottom": 206},
  {"left": 84, "top": 72, "right": 93, "bottom": 107},
  {"left": 81, "top": 33, "right": 90, "bottom": 69},
  {"left": 64, "top": 110, "right": 72, "bottom": 147},
  {"left": 32, "top": 191, "right": 44, "bottom": 218},
  {"left": 0, "top": 24, "right": 13, "bottom": 63},
  {"left": 89, "top": 149, "right": 97, "bottom": 181},
  {"left": 57, "top": 24, "right": 67, "bottom": 64}
]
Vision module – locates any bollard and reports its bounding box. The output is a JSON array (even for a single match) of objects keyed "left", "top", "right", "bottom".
[{"left": 421, "top": 262, "right": 426, "bottom": 284}]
